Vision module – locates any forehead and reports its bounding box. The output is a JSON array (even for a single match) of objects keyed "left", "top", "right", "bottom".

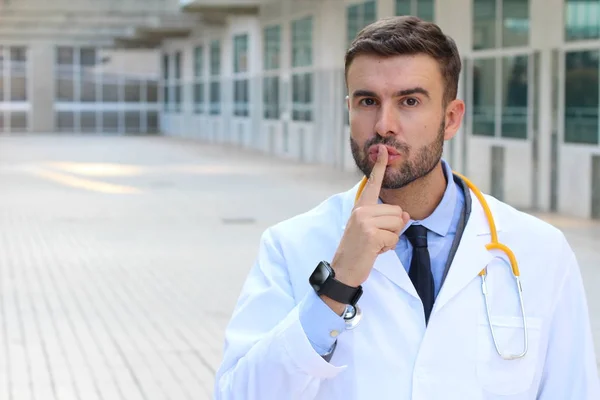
[{"left": 346, "top": 53, "right": 443, "bottom": 93}]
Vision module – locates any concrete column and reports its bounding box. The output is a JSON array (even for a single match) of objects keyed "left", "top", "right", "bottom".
[
  {"left": 435, "top": 0, "right": 471, "bottom": 172},
  {"left": 530, "top": 0, "right": 563, "bottom": 212},
  {"left": 377, "top": 0, "right": 395, "bottom": 18},
  {"left": 29, "top": 41, "right": 55, "bottom": 132},
  {"left": 314, "top": 0, "right": 347, "bottom": 166}
]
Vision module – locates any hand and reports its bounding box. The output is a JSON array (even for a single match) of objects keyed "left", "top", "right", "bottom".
[{"left": 330, "top": 144, "right": 410, "bottom": 288}]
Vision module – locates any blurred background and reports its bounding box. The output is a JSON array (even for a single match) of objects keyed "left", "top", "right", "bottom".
[{"left": 0, "top": 0, "right": 599, "bottom": 399}]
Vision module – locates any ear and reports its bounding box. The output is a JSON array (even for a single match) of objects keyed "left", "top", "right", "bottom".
[
  {"left": 345, "top": 95, "right": 350, "bottom": 110},
  {"left": 443, "top": 99, "right": 465, "bottom": 141}
]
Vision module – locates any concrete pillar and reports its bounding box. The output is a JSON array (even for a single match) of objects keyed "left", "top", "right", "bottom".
[
  {"left": 313, "top": 0, "right": 347, "bottom": 166},
  {"left": 435, "top": 0, "right": 471, "bottom": 173},
  {"left": 377, "top": 0, "right": 395, "bottom": 18},
  {"left": 530, "top": 0, "right": 563, "bottom": 212},
  {"left": 29, "top": 41, "right": 55, "bottom": 132}
]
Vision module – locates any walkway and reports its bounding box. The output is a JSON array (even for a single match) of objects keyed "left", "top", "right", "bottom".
[{"left": 0, "top": 134, "right": 598, "bottom": 399}]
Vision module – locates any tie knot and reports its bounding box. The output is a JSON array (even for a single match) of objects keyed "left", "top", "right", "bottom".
[{"left": 405, "top": 224, "right": 428, "bottom": 248}]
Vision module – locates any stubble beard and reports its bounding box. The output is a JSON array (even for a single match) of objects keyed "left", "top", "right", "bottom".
[{"left": 350, "top": 119, "right": 446, "bottom": 190}]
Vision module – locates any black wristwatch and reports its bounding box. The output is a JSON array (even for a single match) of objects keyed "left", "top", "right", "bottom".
[{"left": 309, "top": 261, "right": 363, "bottom": 307}]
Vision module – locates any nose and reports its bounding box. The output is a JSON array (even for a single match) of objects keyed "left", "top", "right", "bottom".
[{"left": 374, "top": 101, "right": 399, "bottom": 138}]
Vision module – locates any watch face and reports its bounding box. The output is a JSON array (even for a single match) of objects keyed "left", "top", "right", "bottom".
[{"left": 309, "top": 262, "right": 331, "bottom": 291}]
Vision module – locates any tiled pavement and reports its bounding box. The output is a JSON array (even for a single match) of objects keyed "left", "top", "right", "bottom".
[{"left": 0, "top": 134, "right": 599, "bottom": 399}]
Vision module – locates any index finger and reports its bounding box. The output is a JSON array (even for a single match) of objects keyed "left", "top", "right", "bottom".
[{"left": 356, "top": 144, "right": 388, "bottom": 206}]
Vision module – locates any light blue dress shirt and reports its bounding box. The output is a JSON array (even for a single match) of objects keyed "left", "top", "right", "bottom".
[{"left": 299, "top": 159, "right": 465, "bottom": 355}]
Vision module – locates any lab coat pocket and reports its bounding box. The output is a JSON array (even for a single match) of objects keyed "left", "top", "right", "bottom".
[{"left": 477, "top": 315, "right": 542, "bottom": 396}]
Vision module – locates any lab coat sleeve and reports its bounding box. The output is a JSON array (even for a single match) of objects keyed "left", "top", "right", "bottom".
[
  {"left": 537, "top": 235, "right": 600, "bottom": 399},
  {"left": 214, "top": 228, "right": 347, "bottom": 400}
]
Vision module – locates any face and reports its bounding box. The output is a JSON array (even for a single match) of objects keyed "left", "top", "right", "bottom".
[{"left": 346, "top": 53, "right": 464, "bottom": 189}]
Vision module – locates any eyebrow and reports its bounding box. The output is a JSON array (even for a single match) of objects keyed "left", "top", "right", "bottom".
[{"left": 352, "top": 87, "right": 431, "bottom": 99}]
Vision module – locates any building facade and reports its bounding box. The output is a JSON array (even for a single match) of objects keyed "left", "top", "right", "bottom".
[
  {"left": 0, "top": 0, "right": 184, "bottom": 135},
  {"left": 158, "top": 0, "right": 600, "bottom": 220},
  {"left": 1, "top": 0, "right": 600, "bottom": 220}
]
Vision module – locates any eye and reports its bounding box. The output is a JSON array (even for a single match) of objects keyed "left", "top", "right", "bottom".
[
  {"left": 403, "top": 97, "right": 420, "bottom": 107},
  {"left": 359, "top": 98, "right": 377, "bottom": 106}
]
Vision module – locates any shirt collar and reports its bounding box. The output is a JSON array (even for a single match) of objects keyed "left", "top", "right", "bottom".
[{"left": 400, "top": 159, "right": 457, "bottom": 237}]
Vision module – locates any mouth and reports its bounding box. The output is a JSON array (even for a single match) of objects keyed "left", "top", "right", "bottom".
[{"left": 368, "top": 145, "right": 402, "bottom": 164}]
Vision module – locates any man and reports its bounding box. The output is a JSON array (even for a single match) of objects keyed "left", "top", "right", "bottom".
[{"left": 214, "top": 16, "right": 600, "bottom": 399}]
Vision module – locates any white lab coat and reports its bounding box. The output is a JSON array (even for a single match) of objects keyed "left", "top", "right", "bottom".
[{"left": 214, "top": 181, "right": 600, "bottom": 399}]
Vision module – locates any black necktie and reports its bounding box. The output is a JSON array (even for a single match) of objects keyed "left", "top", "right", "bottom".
[{"left": 405, "top": 224, "right": 435, "bottom": 324}]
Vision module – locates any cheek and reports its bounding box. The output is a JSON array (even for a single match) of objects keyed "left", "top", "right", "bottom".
[{"left": 350, "top": 110, "right": 376, "bottom": 135}]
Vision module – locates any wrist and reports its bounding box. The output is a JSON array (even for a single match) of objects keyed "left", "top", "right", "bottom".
[
  {"left": 319, "top": 294, "right": 347, "bottom": 316},
  {"left": 329, "top": 261, "right": 363, "bottom": 288}
]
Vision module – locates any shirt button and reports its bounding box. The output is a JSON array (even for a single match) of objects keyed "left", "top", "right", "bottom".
[{"left": 330, "top": 330, "right": 340, "bottom": 338}]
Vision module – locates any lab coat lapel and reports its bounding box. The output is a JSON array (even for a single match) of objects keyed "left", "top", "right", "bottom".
[
  {"left": 340, "top": 182, "right": 419, "bottom": 299},
  {"left": 432, "top": 188, "right": 500, "bottom": 314}
]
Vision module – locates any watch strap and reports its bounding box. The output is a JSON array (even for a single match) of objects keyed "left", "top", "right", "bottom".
[{"left": 321, "top": 277, "right": 363, "bottom": 306}]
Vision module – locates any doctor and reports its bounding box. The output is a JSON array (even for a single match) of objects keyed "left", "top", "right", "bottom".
[{"left": 214, "top": 16, "right": 600, "bottom": 399}]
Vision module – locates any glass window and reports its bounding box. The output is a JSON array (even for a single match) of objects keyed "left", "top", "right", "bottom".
[
  {"left": 474, "top": 0, "right": 529, "bottom": 49},
  {"left": 80, "top": 48, "right": 96, "bottom": 66},
  {"left": 472, "top": 58, "right": 496, "bottom": 136},
  {"left": 396, "top": 0, "right": 412, "bottom": 15},
  {"left": 0, "top": 47, "right": 4, "bottom": 102},
  {"left": 264, "top": 25, "right": 281, "bottom": 70},
  {"left": 234, "top": 79, "right": 249, "bottom": 117},
  {"left": 10, "top": 75, "right": 26, "bottom": 102},
  {"left": 80, "top": 112, "right": 96, "bottom": 133},
  {"left": 163, "top": 85, "right": 169, "bottom": 112},
  {"left": 9, "top": 112, "right": 27, "bottom": 132},
  {"left": 102, "top": 111, "right": 119, "bottom": 132},
  {"left": 210, "top": 81, "right": 220, "bottom": 115},
  {"left": 473, "top": 0, "right": 497, "bottom": 50},
  {"left": 396, "top": 0, "right": 434, "bottom": 20},
  {"left": 147, "top": 80, "right": 158, "bottom": 103},
  {"left": 234, "top": 34, "right": 249, "bottom": 73},
  {"left": 263, "top": 76, "right": 280, "bottom": 119},
  {"left": 57, "top": 47, "right": 74, "bottom": 65},
  {"left": 503, "top": 0, "right": 529, "bottom": 47},
  {"left": 80, "top": 76, "right": 96, "bottom": 102},
  {"left": 347, "top": 5, "right": 360, "bottom": 46},
  {"left": 210, "top": 40, "right": 221, "bottom": 76},
  {"left": 194, "top": 82, "right": 204, "bottom": 113},
  {"left": 56, "top": 111, "right": 75, "bottom": 132},
  {"left": 174, "top": 84, "right": 182, "bottom": 112},
  {"left": 162, "top": 54, "right": 169, "bottom": 81},
  {"left": 102, "top": 77, "right": 119, "bottom": 102},
  {"left": 292, "top": 72, "right": 313, "bottom": 121},
  {"left": 565, "top": 50, "right": 599, "bottom": 144},
  {"left": 292, "top": 16, "right": 312, "bottom": 68},
  {"left": 56, "top": 77, "right": 74, "bottom": 102},
  {"left": 10, "top": 47, "right": 26, "bottom": 63},
  {"left": 194, "top": 46, "right": 203, "bottom": 78},
  {"left": 124, "top": 79, "right": 141, "bottom": 102},
  {"left": 347, "top": 1, "right": 378, "bottom": 47},
  {"left": 416, "top": 0, "right": 434, "bottom": 21},
  {"left": 565, "top": 0, "right": 600, "bottom": 41},
  {"left": 147, "top": 112, "right": 159, "bottom": 131},
  {"left": 364, "top": 1, "right": 377, "bottom": 25},
  {"left": 174, "top": 51, "right": 182, "bottom": 80},
  {"left": 501, "top": 55, "right": 528, "bottom": 139},
  {"left": 125, "top": 112, "right": 141, "bottom": 133}
]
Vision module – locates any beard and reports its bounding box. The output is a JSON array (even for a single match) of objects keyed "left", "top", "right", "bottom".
[{"left": 351, "top": 119, "right": 445, "bottom": 190}]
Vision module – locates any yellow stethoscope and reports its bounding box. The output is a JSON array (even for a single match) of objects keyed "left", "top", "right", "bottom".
[{"left": 353, "top": 172, "right": 528, "bottom": 361}]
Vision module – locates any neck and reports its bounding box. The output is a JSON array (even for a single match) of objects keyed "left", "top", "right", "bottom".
[{"left": 379, "top": 161, "right": 447, "bottom": 221}]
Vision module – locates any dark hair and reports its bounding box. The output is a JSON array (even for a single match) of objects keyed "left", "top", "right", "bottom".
[{"left": 345, "top": 16, "right": 461, "bottom": 106}]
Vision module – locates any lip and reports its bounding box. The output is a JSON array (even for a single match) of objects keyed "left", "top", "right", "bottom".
[{"left": 368, "top": 145, "right": 401, "bottom": 156}]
